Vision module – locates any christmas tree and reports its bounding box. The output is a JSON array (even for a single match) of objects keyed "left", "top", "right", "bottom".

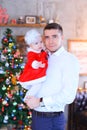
[{"left": 0, "top": 28, "right": 32, "bottom": 130}]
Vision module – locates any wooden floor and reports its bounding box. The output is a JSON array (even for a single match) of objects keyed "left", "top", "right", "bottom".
[
  {"left": 0, "top": 128, "right": 31, "bottom": 130},
  {"left": 0, "top": 127, "right": 31, "bottom": 130},
  {"left": 0, "top": 127, "right": 7, "bottom": 130}
]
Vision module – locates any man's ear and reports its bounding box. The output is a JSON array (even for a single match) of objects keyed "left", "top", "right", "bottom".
[
  {"left": 42, "top": 35, "right": 45, "bottom": 43},
  {"left": 61, "top": 35, "right": 64, "bottom": 40}
]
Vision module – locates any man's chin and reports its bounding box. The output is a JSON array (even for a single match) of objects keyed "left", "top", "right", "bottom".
[{"left": 48, "top": 48, "right": 58, "bottom": 53}]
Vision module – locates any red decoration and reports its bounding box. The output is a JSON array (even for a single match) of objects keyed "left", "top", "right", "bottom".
[
  {"left": 28, "top": 111, "right": 32, "bottom": 116},
  {"left": 14, "top": 49, "right": 20, "bottom": 58},
  {"left": 7, "top": 93, "right": 12, "bottom": 98},
  {"left": 5, "top": 103, "right": 9, "bottom": 107},
  {"left": 12, "top": 128, "right": 16, "bottom": 130},
  {"left": 13, "top": 116, "right": 16, "bottom": 120},
  {"left": 18, "top": 120, "right": 23, "bottom": 125},
  {"left": 7, "top": 34, "right": 11, "bottom": 37},
  {"left": 4, "top": 38, "right": 8, "bottom": 42},
  {"left": 3, "top": 48, "right": 8, "bottom": 53},
  {"left": 10, "top": 19, "right": 16, "bottom": 24},
  {"left": 0, "top": 78, "right": 4, "bottom": 82},
  {"left": 0, "top": 98, "right": 2, "bottom": 102},
  {"left": 2, "top": 106, "right": 4, "bottom": 112},
  {"left": 0, "top": 6, "right": 9, "bottom": 24}
]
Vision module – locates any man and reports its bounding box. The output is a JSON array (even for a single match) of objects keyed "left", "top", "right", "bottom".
[{"left": 25, "top": 23, "right": 80, "bottom": 130}]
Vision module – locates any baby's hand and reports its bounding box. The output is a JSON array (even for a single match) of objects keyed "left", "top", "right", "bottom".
[{"left": 40, "top": 63, "right": 45, "bottom": 68}]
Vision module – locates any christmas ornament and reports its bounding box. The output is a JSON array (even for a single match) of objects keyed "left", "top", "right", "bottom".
[
  {"left": 6, "top": 78, "right": 10, "bottom": 85},
  {"left": 5, "top": 62, "right": 9, "bottom": 67},
  {"left": 2, "top": 85, "right": 6, "bottom": 90},
  {"left": 9, "top": 43, "right": 13, "bottom": 48},
  {"left": 7, "top": 93, "right": 12, "bottom": 98},
  {"left": 11, "top": 113, "right": 14, "bottom": 117},
  {"left": 4, "top": 115, "right": 8, "bottom": 120},
  {"left": 0, "top": 67, "right": 5, "bottom": 74},
  {"left": 3, "top": 37, "right": 8, "bottom": 43},
  {"left": 3, "top": 48, "right": 8, "bottom": 54},
  {"left": 1, "top": 54, "right": 6, "bottom": 61},
  {"left": 2, "top": 100, "right": 7, "bottom": 105},
  {"left": 5, "top": 103, "right": 9, "bottom": 107},
  {"left": 2, "top": 106, "right": 4, "bottom": 112},
  {"left": 8, "top": 38, "right": 13, "bottom": 42},
  {"left": 13, "top": 101, "right": 17, "bottom": 106},
  {"left": 12, "top": 109, "right": 16, "bottom": 113},
  {"left": 13, "top": 116, "right": 16, "bottom": 120},
  {"left": 14, "top": 49, "right": 20, "bottom": 58},
  {"left": 0, "top": 77, "right": 4, "bottom": 82},
  {"left": 18, "top": 120, "right": 23, "bottom": 125},
  {"left": 11, "top": 75, "right": 17, "bottom": 85},
  {"left": 12, "top": 45, "right": 17, "bottom": 50}
]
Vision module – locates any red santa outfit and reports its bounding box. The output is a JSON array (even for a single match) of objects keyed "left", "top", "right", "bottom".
[
  {"left": 19, "top": 48, "right": 48, "bottom": 85},
  {"left": 18, "top": 29, "right": 48, "bottom": 97}
]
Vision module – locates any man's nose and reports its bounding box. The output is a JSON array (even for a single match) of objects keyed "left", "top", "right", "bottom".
[{"left": 49, "top": 38, "right": 53, "bottom": 44}]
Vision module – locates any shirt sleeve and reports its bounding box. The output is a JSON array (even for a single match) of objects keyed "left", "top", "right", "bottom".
[{"left": 43, "top": 57, "right": 80, "bottom": 108}]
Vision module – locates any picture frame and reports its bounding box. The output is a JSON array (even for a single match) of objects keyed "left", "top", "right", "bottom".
[
  {"left": 84, "top": 81, "right": 87, "bottom": 89},
  {"left": 25, "top": 15, "right": 36, "bottom": 24},
  {"left": 68, "top": 39, "right": 87, "bottom": 76}
]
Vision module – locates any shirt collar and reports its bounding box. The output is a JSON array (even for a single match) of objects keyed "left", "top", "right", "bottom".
[
  {"left": 52, "top": 46, "right": 65, "bottom": 56},
  {"left": 27, "top": 47, "right": 41, "bottom": 53}
]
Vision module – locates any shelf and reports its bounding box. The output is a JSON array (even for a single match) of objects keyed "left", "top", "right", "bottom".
[{"left": 0, "top": 23, "right": 46, "bottom": 27}]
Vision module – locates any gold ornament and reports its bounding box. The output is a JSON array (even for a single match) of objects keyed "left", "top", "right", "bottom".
[{"left": 11, "top": 75, "right": 17, "bottom": 85}]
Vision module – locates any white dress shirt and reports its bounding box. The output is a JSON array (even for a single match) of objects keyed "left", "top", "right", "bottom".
[{"left": 35, "top": 46, "right": 80, "bottom": 112}]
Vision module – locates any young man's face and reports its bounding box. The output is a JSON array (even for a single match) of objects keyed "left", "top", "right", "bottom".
[{"left": 44, "top": 29, "right": 63, "bottom": 53}]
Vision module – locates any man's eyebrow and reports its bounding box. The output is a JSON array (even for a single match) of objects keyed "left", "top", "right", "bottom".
[
  {"left": 52, "top": 34, "right": 57, "bottom": 36},
  {"left": 44, "top": 35, "right": 49, "bottom": 38},
  {"left": 51, "top": 34, "right": 58, "bottom": 37}
]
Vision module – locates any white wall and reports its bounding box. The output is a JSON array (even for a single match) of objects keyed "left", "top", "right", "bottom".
[{"left": 1, "top": 0, "right": 87, "bottom": 39}]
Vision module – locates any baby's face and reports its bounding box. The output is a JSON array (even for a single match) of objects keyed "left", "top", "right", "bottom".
[{"left": 30, "top": 37, "right": 44, "bottom": 51}]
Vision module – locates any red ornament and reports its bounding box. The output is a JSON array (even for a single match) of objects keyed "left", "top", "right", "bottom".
[
  {"left": 28, "top": 111, "right": 32, "bottom": 116},
  {"left": 4, "top": 38, "right": 8, "bottom": 42},
  {"left": 0, "top": 98, "right": 2, "bottom": 102},
  {"left": 18, "top": 120, "right": 23, "bottom": 125},
  {"left": 3, "top": 48, "right": 8, "bottom": 53},
  {"left": 0, "top": 78, "right": 4, "bottom": 82},
  {"left": 7, "top": 93, "right": 12, "bottom": 98},
  {"left": 7, "top": 34, "right": 11, "bottom": 37},
  {"left": 2, "top": 106, "right": 4, "bottom": 112},
  {"left": 10, "top": 19, "right": 16, "bottom": 24},
  {"left": 5, "top": 103, "right": 9, "bottom": 106},
  {"left": 13, "top": 116, "right": 16, "bottom": 120}
]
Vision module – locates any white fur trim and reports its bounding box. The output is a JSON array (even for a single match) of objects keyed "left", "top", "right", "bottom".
[
  {"left": 25, "top": 29, "right": 41, "bottom": 45},
  {"left": 27, "top": 47, "right": 41, "bottom": 53},
  {"left": 32, "top": 60, "right": 40, "bottom": 69},
  {"left": 19, "top": 76, "right": 46, "bottom": 89}
]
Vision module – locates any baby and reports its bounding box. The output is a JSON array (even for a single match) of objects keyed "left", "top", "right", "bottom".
[{"left": 19, "top": 29, "right": 48, "bottom": 101}]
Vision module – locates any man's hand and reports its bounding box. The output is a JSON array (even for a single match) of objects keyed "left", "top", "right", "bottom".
[{"left": 24, "top": 96, "right": 40, "bottom": 109}]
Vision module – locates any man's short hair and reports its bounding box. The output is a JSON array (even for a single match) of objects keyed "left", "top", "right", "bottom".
[{"left": 44, "top": 23, "right": 63, "bottom": 34}]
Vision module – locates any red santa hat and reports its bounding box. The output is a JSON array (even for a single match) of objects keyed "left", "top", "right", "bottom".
[{"left": 24, "top": 29, "right": 41, "bottom": 45}]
